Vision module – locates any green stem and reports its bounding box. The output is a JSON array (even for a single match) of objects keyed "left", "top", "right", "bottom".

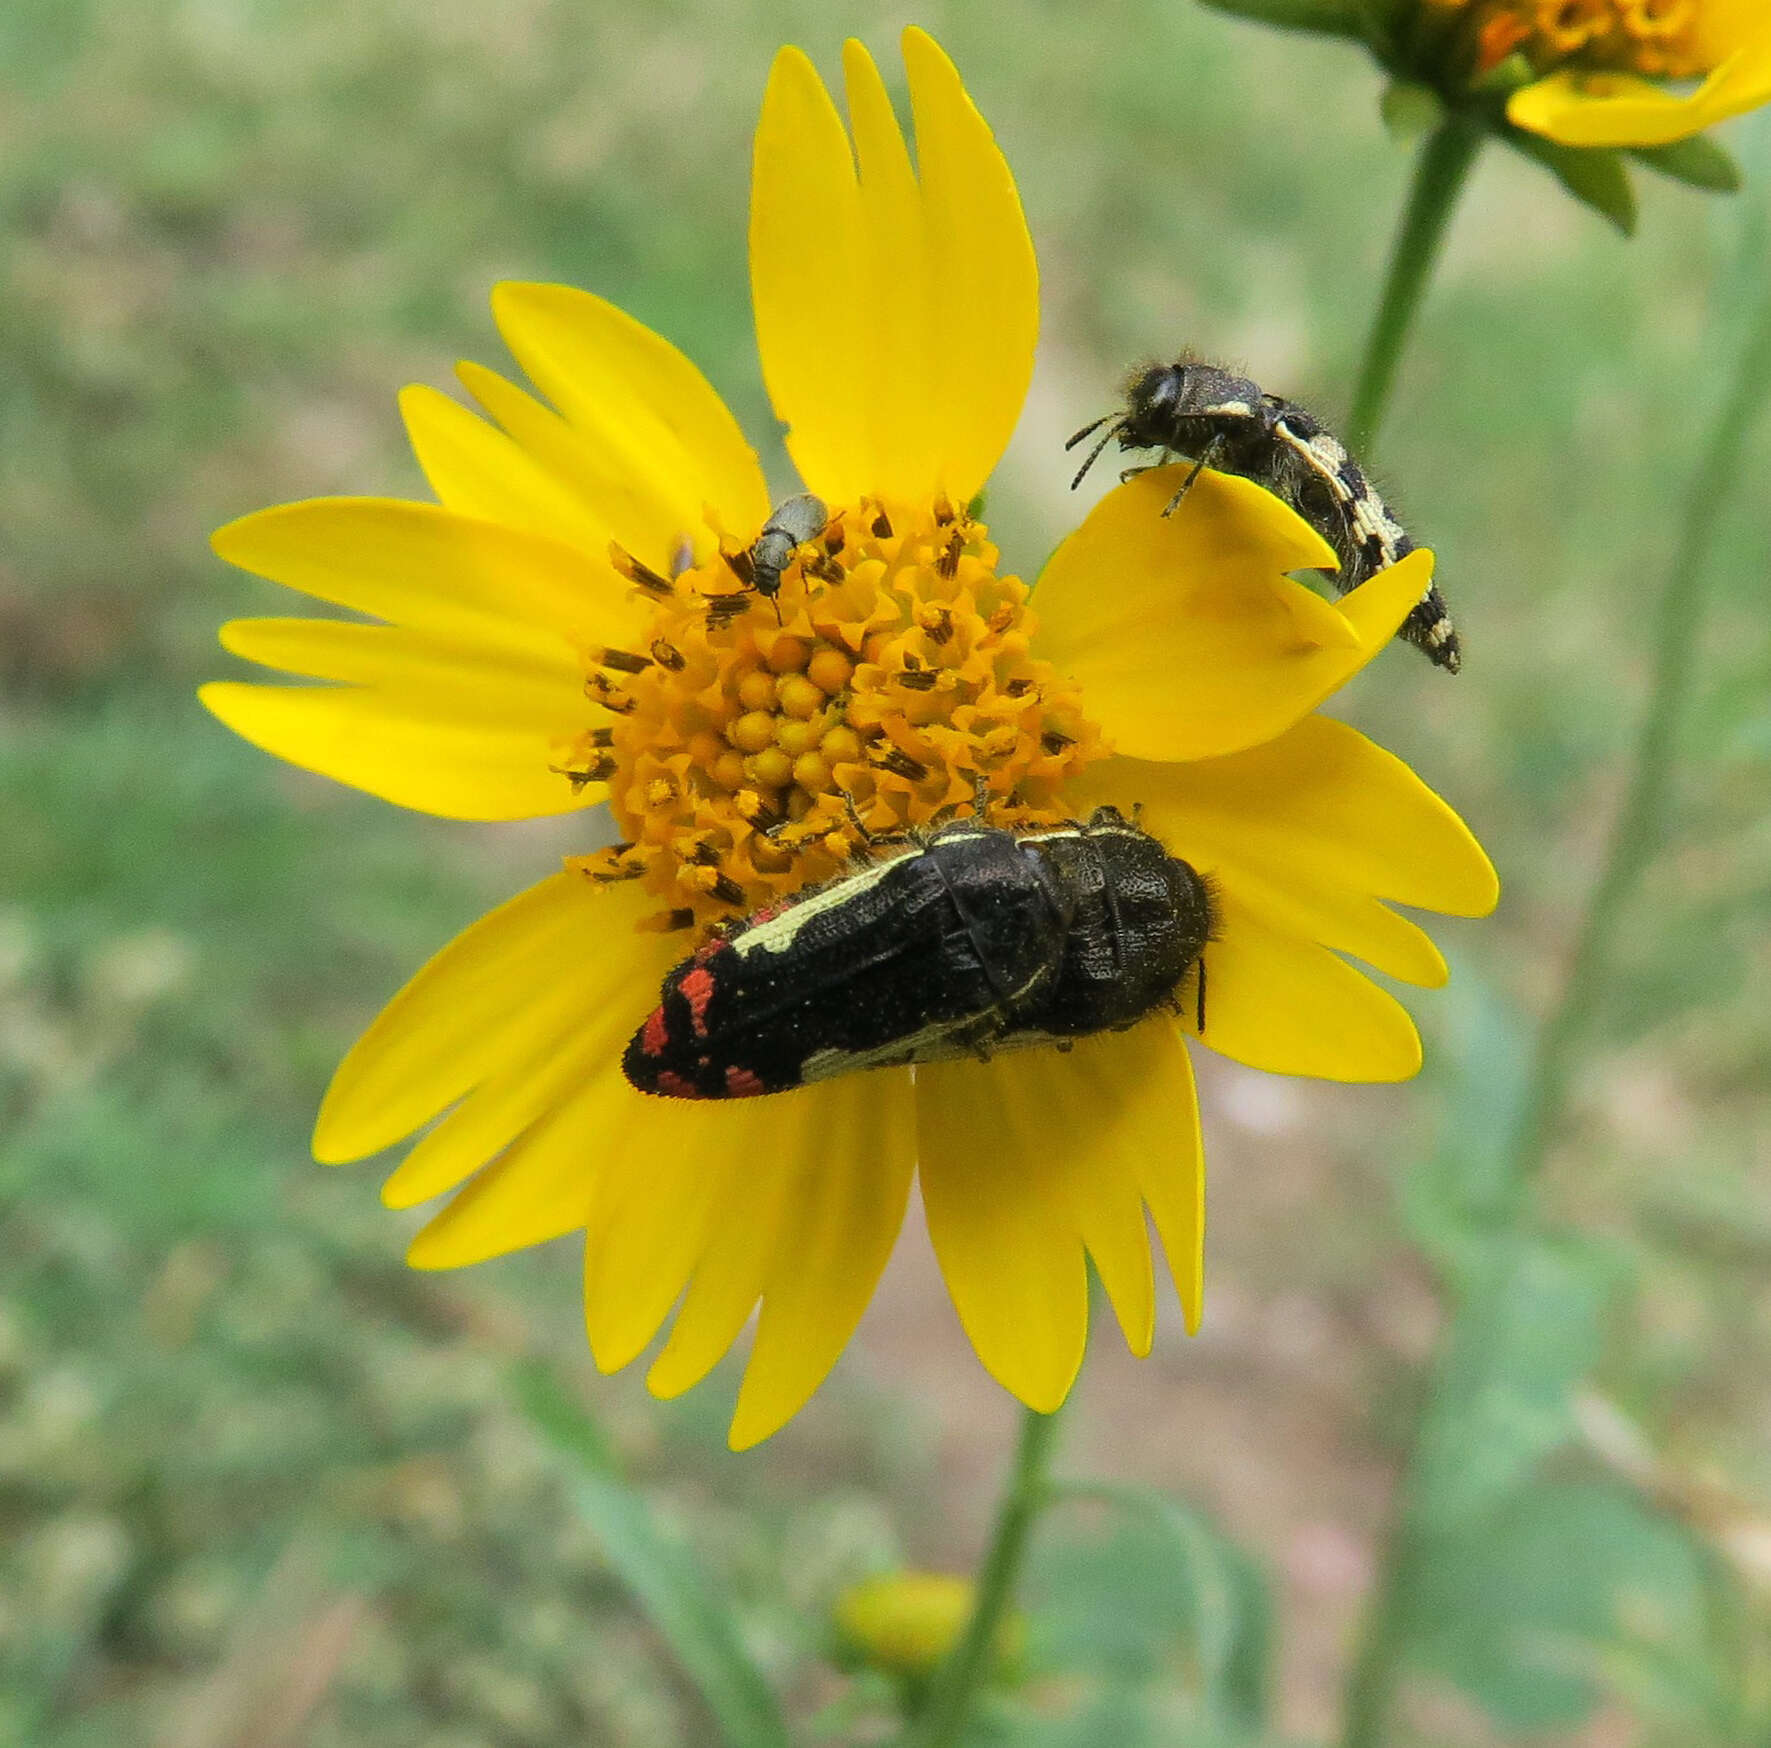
[
  {"left": 900, "top": 1403, "right": 1064, "bottom": 1748},
  {"left": 1505, "top": 284, "right": 1771, "bottom": 1190},
  {"left": 1339, "top": 279, "right": 1771, "bottom": 1748},
  {"left": 1348, "top": 117, "right": 1482, "bottom": 455},
  {"left": 1336, "top": 1482, "right": 1431, "bottom": 1748}
]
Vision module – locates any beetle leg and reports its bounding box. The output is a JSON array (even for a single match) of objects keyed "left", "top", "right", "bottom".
[{"left": 1162, "top": 434, "right": 1227, "bottom": 517}]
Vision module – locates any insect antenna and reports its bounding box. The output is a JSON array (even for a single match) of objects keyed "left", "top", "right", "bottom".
[
  {"left": 1064, "top": 413, "right": 1112, "bottom": 452},
  {"left": 1068, "top": 418, "right": 1125, "bottom": 491}
]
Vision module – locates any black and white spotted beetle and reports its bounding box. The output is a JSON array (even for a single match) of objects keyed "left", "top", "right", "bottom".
[
  {"left": 623, "top": 807, "right": 1215, "bottom": 1100},
  {"left": 1068, "top": 359, "right": 1460, "bottom": 673}
]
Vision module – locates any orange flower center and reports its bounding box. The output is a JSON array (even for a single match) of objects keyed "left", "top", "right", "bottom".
[
  {"left": 559, "top": 498, "right": 1108, "bottom": 932},
  {"left": 1426, "top": 0, "right": 1709, "bottom": 77}
]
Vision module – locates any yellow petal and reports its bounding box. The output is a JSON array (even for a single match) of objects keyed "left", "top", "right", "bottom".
[
  {"left": 210, "top": 498, "right": 631, "bottom": 650},
  {"left": 901, "top": 27, "right": 1039, "bottom": 508},
  {"left": 751, "top": 47, "right": 869, "bottom": 502},
  {"left": 205, "top": 499, "right": 635, "bottom": 816},
  {"left": 1129, "top": 1025, "right": 1206, "bottom": 1333},
  {"left": 583, "top": 1096, "right": 753, "bottom": 1372},
  {"left": 1075, "top": 719, "right": 1497, "bottom": 996},
  {"left": 406, "top": 1069, "right": 614, "bottom": 1269},
  {"left": 199, "top": 680, "right": 592, "bottom": 820},
  {"left": 382, "top": 1022, "right": 611, "bottom": 1211},
  {"left": 487, "top": 283, "right": 769, "bottom": 572},
  {"left": 1508, "top": 31, "right": 1771, "bottom": 148},
  {"left": 749, "top": 33, "right": 1036, "bottom": 506},
  {"left": 314, "top": 872, "right": 658, "bottom": 1162},
  {"left": 1033, "top": 469, "right": 1430, "bottom": 762},
  {"left": 917, "top": 1022, "right": 1200, "bottom": 1409},
  {"left": 1697, "top": 0, "right": 1762, "bottom": 65},
  {"left": 1191, "top": 887, "right": 1423, "bottom": 1082},
  {"left": 399, "top": 383, "right": 619, "bottom": 559},
  {"left": 639, "top": 1072, "right": 917, "bottom": 1447},
  {"left": 730, "top": 1070, "right": 917, "bottom": 1448},
  {"left": 380, "top": 894, "right": 678, "bottom": 1209},
  {"left": 645, "top": 1153, "right": 796, "bottom": 1401},
  {"left": 217, "top": 617, "right": 583, "bottom": 718}
]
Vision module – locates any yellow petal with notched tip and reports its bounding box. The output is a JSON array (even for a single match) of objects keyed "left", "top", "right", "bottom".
[
  {"left": 1073, "top": 720, "right": 1497, "bottom": 1002},
  {"left": 406, "top": 1069, "right": 613, "bottom": 1269},
  {"left": 399, "top": 383, "right": 619, "bottom": 560},
  {"left": 749, "top": 32, "right": 1036, "bottom": 507},
  {"left": 1193, "top": 887, "right": 1423, "bottom": 1082},
  {"left": 1509, "top": 30, "right": 1771, "bottom": 147},
  {"left": 487, "top": 282, "right": 769, "bottom": 571},
  {"left": 917, "top": 1019, "right": 1202, "bottom": 1411},
  {"left": 1032, "top": 469, "right": 1430, "bottom": 763}
]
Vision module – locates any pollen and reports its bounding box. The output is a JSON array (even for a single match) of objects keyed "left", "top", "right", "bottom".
[
  {"left": 1425, "top": 0, "right": 1707, "bottom": 77},
  {"left": 560, "top": 499, "right": 1109, "bottom": 930}
]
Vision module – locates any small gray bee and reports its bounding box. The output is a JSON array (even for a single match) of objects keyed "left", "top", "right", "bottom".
[
  {"left": 1068, "top": 359, "right": 1460, "bottom": 673},
  {"left": 727, "top": 492, "right": 830, "bottom": 602}
]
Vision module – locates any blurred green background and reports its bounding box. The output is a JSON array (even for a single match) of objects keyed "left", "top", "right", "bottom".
[{"left": 4, "top": 1, "right": 1769, "bottom": 1744}]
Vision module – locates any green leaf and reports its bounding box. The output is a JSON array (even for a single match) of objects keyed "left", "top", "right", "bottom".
[
  {"left": 1631, "top": 135, "right": 1743, "bottom": 194},
  {"left": 512, "top": 1359, "right": 621, "bottom": 1474},
  {"left": 1506, "top": 131, "right": 1639, "bottom": 234},
  {"left": 1193, "top": 0, "right": 1373, "bottom": 46},
  {"left": 515, "top": 1366, "right": 789, "bottom": 1748},
  {"left": 1041, "top": 1481, "right": 1274, "bottom": 1727},
  {"left": 1409, "top": 1482, "right": 1708, "bottom": 1731},
  {"left": 1413, "top": 1234, "right": 1617, "bottom": 1529}
]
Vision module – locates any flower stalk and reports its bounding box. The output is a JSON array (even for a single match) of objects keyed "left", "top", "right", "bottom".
[
  {"left": 901, "top": 1403, "right": 1064, "bottom": 1748},
  {"left": 1504, "top": 279, "right": 1771, "bottom": 1195},
  {"left": 1349, "top": 116, "right": 1483, "bottom": 454},
  {"left": 1338, "top": 246, "right": 1771, "bottom": 1748}
]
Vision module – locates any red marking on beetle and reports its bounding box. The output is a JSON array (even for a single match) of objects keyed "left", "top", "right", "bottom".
[
  {"left": 656, "top": 1070, "right": 702, "bottom": 1098},
  {"left": 749, "top": 900, "right": 788, "bottom": 925},
  {"left": 680, "top": 966, "right": 716, "bottom": 1038},
  {"left": 692, "top": 937, "right": 726, "bottom": 965},
  {"left": 640, "top": 1006, "right": 670, "bottom": 1058},
  {"left": 724, "top": 1065, "right": 765, "bottom": 1097}
]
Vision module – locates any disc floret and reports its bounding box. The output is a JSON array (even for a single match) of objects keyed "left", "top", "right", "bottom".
[
  {"left": 1426, "top": 0, "right": 1708, "bottom": 78},
  {"left": 563, "top": 499, "right": 1108, "bottom": 930}
]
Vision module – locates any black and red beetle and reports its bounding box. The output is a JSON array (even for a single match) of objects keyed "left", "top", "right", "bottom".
[{"left": 622, "top": 807, "right": 1215, "bottom": 1100}]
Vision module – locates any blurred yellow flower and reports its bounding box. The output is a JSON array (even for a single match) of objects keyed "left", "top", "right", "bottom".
[
  {"left": 835, "top": 1571, "right": 1020, "bottom": 1679},
  {"left": 202, "top": 29, "right": 1496, "bottom": 1447},
  {"left": 1429, "top": 0, "right": 1771, "bottom": 146}
]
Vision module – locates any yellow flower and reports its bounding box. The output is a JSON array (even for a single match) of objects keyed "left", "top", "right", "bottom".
[
  {"left": 1428, "top": 0, "right": 1771, "bottom": 146},
  {"left": 834, "top": 1572, "right": 1020, "bottom": 1680},
  {"left": 201, "top": 30, "right": 1497, "bottom": 1449}
]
